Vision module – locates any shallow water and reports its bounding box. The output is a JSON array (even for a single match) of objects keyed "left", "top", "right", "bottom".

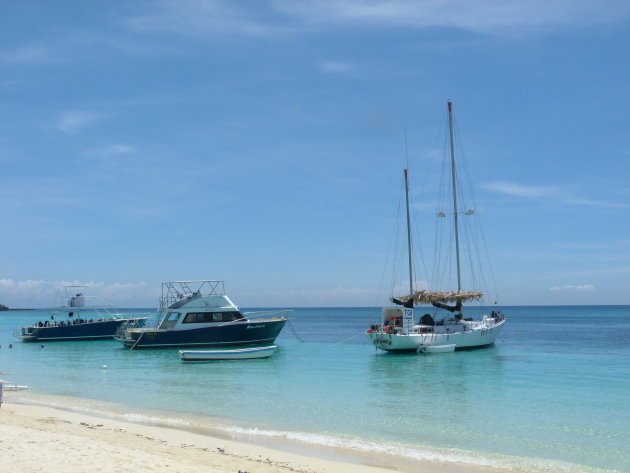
[{"left": 1, "top": 306, "right": 629, "bottom": 472}]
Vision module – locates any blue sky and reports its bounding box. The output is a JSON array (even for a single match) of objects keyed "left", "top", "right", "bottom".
[{"left": 1, "top": 0, "right": 629, "bottom": 308}]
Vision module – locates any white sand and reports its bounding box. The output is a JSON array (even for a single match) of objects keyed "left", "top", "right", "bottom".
[{"left": 0, "top": 400, "right": 506, "bottom": 473}]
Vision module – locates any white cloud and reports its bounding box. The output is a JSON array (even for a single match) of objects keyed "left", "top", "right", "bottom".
[
  {"left": 0, "top": 279, "right": 156, "bottom": 308},
  {"left": 481, "top": 181, "right": 630, "bottom": 210},
  {"left": 273, "top": 0, "right": 630, "bottom": 32},
  {"left": 58, "top": 110, "right": 106, "bottom": 134},
  {"left": 481, "top": 181, "right": 556, "bottom": 198},
  {"left": 121, "top": 0, "right": 630, "bottom": 39},
  {"left": 549, "top": 284, "right": 596, "bottom": 292},
  {"left": 564, "top": 197, "right": 630, "bottom": 209},
  {"left": 123, "top": 0, "right": 288, "bottom": 37}
]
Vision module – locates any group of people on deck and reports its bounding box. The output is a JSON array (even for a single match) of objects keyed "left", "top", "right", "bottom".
[{"left": 35, "top": 318, "right": 96, "bottom": 328}]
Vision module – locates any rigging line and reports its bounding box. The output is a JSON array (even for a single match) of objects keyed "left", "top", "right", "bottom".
[
  {"left": 390, "top": 176, "right": 405, "bottom": 298},
  {"left": 414, "top": 133, "right": 444, "bottom": 293},
  {"left": 450, "top": 113, "right": 477, "bottom": 292},
  {"left": 129, "top": 331, "right": 144, "bottom": 350},
  {"left": 476, "top": 210, "right": 500, "bottom": 303},
  {"left": 376, "top": 215, "right": 397, "bottom": 306},
  {"left": 433, "top": 125, "right": 449, "bottom": 290},
  {"left": 411, "top": 214, "right": 428, "bottom": 291},
  {"left": 463, "top": 214, "right": 480, "bottom": 291},
  {"left": 408, "top": 180, "right": 429, "bottom": 293},
  {"left": 452, "top": 114, "right": 496, "bottom": 299},
  {"left": 413, "top": 115, "right": 442, "bottom": 210},
  {"left": 292, "top": 330, "right": 366, "bottom": 359},
  {"left": 286, "top": 318, "right": 305, "bottom": 343}
]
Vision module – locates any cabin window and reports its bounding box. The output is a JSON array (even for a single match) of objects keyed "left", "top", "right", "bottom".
[
  {"left": 182, "top": 312, "right": 210, "bottom": 323},
  {"left": 166, "top": 312, "right": 181, "bottom": 321},
  {"left": 182, "top": 311, "right": 243, "bottom": 323}
]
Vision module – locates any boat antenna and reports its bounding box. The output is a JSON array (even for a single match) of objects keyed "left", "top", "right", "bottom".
[
  {"left": 404, "top": 168, "right": 414, "bottom": 304},
  {"left": 448, "top": 101, "right": 462, "bottom": 292}
]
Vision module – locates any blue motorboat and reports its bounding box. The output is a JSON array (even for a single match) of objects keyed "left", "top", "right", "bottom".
[
  {"left": 15, "top": 285, "right": 148, "bottom": 342},
  {"left": 115, "top": 280, "right": 287, "bottom": 349}
]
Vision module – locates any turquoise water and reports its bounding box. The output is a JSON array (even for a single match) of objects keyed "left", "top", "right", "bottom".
[{"left": 1, "top": 306, "right": 629, "bottom": 472}]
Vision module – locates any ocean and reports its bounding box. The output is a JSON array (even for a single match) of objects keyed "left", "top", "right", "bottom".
[{"left": 1, "top": 306, "right": 629, "bottom": 473}]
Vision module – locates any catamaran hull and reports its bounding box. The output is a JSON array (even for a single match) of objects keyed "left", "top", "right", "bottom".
[
  {"left": 17, "top": 318, "right": 148, "bottom": 342},
  {"left": 118, "top": 319, "right": 287, "bottom": 349},
  {"left": 367, "top": 319, "right": 506, "bottom": 352}
]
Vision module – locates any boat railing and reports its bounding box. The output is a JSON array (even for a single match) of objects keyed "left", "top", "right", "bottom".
[
  {"left": 114, "top": 319, "right": 144, "bottom": 341},
  {"left": 159, "top": 280, "right": 226, "bottom": 312}
]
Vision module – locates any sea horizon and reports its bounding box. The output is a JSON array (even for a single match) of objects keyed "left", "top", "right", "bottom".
[{"left": 3, "top": 303, "right": 629, "bottom": 311}]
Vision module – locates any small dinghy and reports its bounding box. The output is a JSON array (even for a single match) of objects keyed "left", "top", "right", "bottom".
[
  {"left": 179, "top": 345, "right": 277, "bottom": 361},
  {"left": 0, "top": 381, "right": 29, "bottom": 391},
  {"left": 418, "top": 344, "right": 456, "bottom": 354}
]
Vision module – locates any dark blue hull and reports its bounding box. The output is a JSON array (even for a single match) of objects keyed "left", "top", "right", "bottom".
[
  {"left": 19, "top": 318, "right": 147, "bottom": 341},
  {"left": 121, "top": 318, "right": 287, "bottom": 349}
]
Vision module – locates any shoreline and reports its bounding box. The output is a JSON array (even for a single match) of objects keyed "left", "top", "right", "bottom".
[{"left": 0, "top": 395, "right": 510, "bottom": 473}]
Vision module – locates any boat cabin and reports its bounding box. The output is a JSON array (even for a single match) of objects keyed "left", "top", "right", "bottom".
[{"left": 156, "top": 283, "right": 246, "bottom": 331}]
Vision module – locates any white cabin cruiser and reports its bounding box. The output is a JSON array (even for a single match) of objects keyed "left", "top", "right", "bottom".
[{"left": 115, "top": 280, "right": 287, "bottom": 349}]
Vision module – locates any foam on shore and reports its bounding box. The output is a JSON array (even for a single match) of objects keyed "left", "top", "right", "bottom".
[{"left": 3, "top": 390, "right": 618, "bottom": 473}]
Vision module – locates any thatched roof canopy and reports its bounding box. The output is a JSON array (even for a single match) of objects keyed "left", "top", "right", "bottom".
[{"left": 395, "top": 290, "right": 484, "bottom": 305}]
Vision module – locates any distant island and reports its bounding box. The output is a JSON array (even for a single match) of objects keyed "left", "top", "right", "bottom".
[{"left": 0, "top": 304, "right": 33, "bottom": 311}]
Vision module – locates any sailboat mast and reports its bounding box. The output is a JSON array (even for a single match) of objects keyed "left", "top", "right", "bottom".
[
  {"left": 404, "top": 169, "right": 414, "bottom": 300},
  {"left": 447, "top": 101, "right": 462, "bottom": 292}
]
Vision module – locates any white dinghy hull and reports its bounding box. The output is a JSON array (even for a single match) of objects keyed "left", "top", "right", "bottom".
[{"left": 179, "top": 345, "right": 277, "bottom": 361}]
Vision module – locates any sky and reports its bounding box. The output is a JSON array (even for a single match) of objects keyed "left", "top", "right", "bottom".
[{"left": 1, "top": 0, "right": 629, "bottom": 308}]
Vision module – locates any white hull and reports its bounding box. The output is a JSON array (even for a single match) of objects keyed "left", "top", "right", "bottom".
[
  {"left": 179, "top": 345, "right": 277, "bottom": 361},
  {"left": 367, "top": 318, "right": 505, "bottom": 352},
  {"left": 419, "top": 344, "right": 455, "bottom": 353}
]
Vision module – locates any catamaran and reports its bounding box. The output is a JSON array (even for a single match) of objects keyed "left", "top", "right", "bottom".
[{"left": 366, "top": 102, "right": 506, "bottom": 352}]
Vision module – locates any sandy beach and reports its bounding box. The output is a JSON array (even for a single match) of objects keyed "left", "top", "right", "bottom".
[{"left": 0, "top": 400, "right": 504, "bottom": 473}]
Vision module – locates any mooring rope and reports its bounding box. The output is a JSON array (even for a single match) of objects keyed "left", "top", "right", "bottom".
[
  {"left": 286, "top": 318, "right": 305, "bottom": 343},
  {"left": 289, "top": 330, "right": 366, "bottom": 360}
]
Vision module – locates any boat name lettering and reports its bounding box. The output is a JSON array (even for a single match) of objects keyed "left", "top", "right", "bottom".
[
  {"left": 374, "top": 338, "right": 392, "bottom": 345},
  {"left": 246, "top": 324, "right": 266, "bottom": 329}
]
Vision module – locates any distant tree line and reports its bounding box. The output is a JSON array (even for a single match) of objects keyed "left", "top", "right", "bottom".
[{"left": 0, "top": 303, "right": 9, "bottom": 311}]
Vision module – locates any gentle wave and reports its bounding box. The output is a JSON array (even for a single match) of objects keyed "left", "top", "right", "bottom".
[
  {"left": 221, "top": 425, "right": 621, "bottom": 473},
  {"left": 9, "top": 392, "right": 624, "bottom": 473}
]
